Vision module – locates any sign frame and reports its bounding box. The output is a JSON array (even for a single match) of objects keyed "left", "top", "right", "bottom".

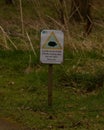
[{"left": 40, "top": 30, "right": 64, "bottom": 64}]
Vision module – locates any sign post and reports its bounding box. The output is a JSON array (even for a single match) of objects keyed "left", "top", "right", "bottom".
[
  {"left": 48, "top": 64, "right": 53, "bottom": 106},
  {"left": 40, "top": 30, "right": 64, "bottom": 106}
]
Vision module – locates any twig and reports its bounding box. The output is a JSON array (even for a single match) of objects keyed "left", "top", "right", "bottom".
[
  {"left": 26, "top": 32, "right": 37, "bottom": 57},
  {"left": 0, "top": 26, "right": 17, "bottom": 50},
  {"left": 19, "top": 0, "right": 24, "bottom": 35}
]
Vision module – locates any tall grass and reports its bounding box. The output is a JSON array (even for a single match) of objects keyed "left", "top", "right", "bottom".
[
  {"left": 0, "top": 0, "right": 104, "bottom": 53},
  {"left": 0, "top": 0, "right": 104, "bottom": 81},
  {"left": 0, "top": 2, "right": 104, "bottom": 129}
]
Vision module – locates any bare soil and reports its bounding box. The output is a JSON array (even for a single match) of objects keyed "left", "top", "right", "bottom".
[{"left": 0, "top": 118, "right": 31, "bottom": 130}]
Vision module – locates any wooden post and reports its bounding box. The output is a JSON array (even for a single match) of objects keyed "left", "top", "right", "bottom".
[{"left": 48, "top": 64, "right": 53, "bottom": 106}]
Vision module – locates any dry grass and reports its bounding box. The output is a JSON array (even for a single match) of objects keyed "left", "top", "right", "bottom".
[{"left": 0, "top": 0, "right": 104, "bottom": 53}]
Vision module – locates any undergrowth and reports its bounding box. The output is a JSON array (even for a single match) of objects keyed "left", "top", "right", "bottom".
[{"left": 0, "top": 0, "right": 104, "bottom": 129}]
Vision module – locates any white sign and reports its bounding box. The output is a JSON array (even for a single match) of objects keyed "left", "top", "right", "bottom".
[{"left": 40, "top": 30, "right": 64, "bottom": 64}]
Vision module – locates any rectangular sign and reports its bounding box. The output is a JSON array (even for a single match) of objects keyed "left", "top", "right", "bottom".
[{"left": 40, "top": 30, "right": 64, "bottom": 64}]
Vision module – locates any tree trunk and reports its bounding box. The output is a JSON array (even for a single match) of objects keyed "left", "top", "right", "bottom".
[{"left": 70, "top": 0, "right": 93, "bottom": 35}]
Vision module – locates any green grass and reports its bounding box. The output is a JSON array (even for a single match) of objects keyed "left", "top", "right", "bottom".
[
  {"left": 0, "top": 50, "right": 104, "bottom": 130},
  {"left": 0, "top": 0, "right": 104, "bottom": 129}
]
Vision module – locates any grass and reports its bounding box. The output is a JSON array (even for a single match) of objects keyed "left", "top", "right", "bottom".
[
  {"left": 0, "top": 50, "right": 104, "bottom": 130},
  {"left": 0, "top": 0, "right": 104, "bottom": 129}
]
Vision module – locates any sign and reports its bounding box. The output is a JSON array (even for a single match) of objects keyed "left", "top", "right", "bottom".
[{"left": 40, "top": 30, "right": 64, "bottom": 64}]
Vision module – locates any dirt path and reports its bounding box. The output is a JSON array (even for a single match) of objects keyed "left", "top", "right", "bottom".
[{"left": 0, "top": 118, "right": 31, "bottom": 130}]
